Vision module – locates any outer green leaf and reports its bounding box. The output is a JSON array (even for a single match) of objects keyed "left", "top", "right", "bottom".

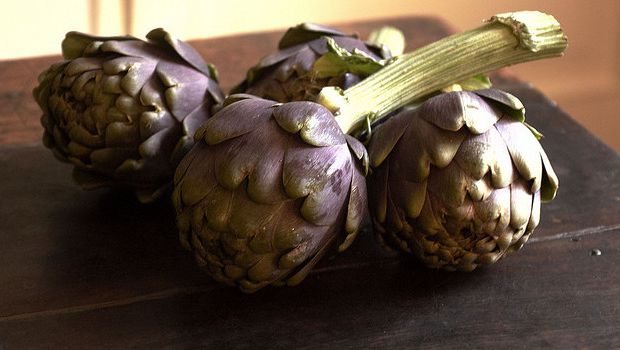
[
  {"left": 455, "top": 74, "right": 493, "bottom": 91},
  {"left": 524, "top": 122, "right": 544, "bottom": 140},
  {"left": 312, "top": 37, "right": 384, "bottom": 79}
]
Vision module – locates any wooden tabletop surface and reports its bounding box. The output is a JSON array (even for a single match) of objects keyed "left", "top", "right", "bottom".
[{"left": 1, "top": 16, "right": 619, "bottom": 349}]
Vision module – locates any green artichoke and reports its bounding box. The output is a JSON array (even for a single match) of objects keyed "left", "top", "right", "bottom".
[
  {"left": 33, "top": 29, "right": 224, "bottom": 202},
  {"left": 368, "top": 89, "right": 559, "bottom": 271},
  {"left": 231, "top": 23, "right": 391, "bottom": 102},
  {"left": 173, "top": 95, "right": 367, "bottom": 292}
]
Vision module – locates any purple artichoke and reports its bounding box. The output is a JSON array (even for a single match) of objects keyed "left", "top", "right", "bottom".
[
  {"left": 368, "top": 89, "right": 559, "bottom": 271},
  {"left": 173, "top": 95, "right": 367, "bottom": 292},
  {"left": 231, "top": 23, "right": 391, "bottom": 102},
  {"left": 33, "top": 29, "right": 224, "bottom": 202}
]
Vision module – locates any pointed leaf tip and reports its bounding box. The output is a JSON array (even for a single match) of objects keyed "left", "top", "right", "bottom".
[{"left": 278, "top": 23, "right": 348, "bottom": 49}]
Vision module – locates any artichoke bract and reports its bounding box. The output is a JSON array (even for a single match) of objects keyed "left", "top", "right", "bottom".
[
  {"left": 368, "top": 89, "right": 559, "bottom": 271},
  {"left": 231, "top": 23, "right": 391, "bottom": 102},
  {"left": 33, "top": 29, "right": 224, "bottom": 202},
  {"left": 173, "top": 95, "right": 367, "bottom": 292}
]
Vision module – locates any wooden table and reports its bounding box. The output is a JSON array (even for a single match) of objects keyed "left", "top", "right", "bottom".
[{"left": 1, "top": 17, "right": 619, "bottom": 349}]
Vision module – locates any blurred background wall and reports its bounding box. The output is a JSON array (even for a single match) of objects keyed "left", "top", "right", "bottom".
[{"left": 2, "top": 0, "right": 619, "bottom": 151}]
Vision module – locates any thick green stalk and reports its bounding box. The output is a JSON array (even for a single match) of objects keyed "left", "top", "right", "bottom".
[{"left": 316, "top": 11, "right": 568, "bottom": 133}]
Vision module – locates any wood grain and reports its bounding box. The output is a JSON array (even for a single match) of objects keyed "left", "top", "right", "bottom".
[
  {"left": 0, "top": 16, "right": 619, "bottom": 349},
  {"left": 0, "top": 229, "right": 617, "bottom": 349}
]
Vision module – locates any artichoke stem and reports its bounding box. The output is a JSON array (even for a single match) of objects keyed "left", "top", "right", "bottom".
[{"left": 316, "top": 11, "right": 568, "bottom": 134}]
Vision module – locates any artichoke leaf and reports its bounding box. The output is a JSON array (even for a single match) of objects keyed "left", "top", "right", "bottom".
[
  {"left": 524, "top": 122, "right": 544, "bottom": 140},
  {"left": 454, "top": 74, "right": 493, "bottom": 91},
  {"left": 278, "top": 23, "right": 349, "bottom": 50},
  {"left": 274, "top": 47, "right": 317, "bottom": 82},
  {"left": 370, "top": 163, "right": 389, "bottom": 223},
  {"left": 418, "top": 92, "right": 499, "bottom": 134},
  {"left": 537, "top": 142, "right": 559, "bottom": 201},
  {"left": 368, "top": 110, "right": 411, "bottom": 168},
  {"left": 246, "top": 141, "right": 289, "bottom": 204},
  {"left": 177, "top": 144, "right": 218, "bottom": 207},
  {"left": 342, "top": 166, "right": 368, "bottom": 248},
  {"left": 494, "top": 117, "right": 543, "bottom": 194},
  {"left": 308, "top": 36, "right": 384, "bottom": 60},
  {"left": 163, "top": 78, "right": 210, "bottom": 122},
  {"left": 285, "top": 141, "right": 354, "bottom": 228},
  {"left": 509, "top": 178, "right": 534, "bottom": 229},
  {"left": 62, "top": 31, "right": 136, "bottom": 59},
  {"left": 198, "top": 97, "right": 274, "bottom": 145},
  {"left": 237, "top": 45, "right": 307, "bottom": 89},
  {"left": 345, "top": 134, "right": 369, "bottom": 174},
  {"left": 475, "top": 89, "right": 526, "bottom": 122},
  {"left": 312, "top": 37, "right": 384, "bottom": 79},
  {"left": 65, "top": 57, "right": 104, "bottom": 76},
  {"left": 146, "top": 28, "right": 215, "bottom": 77},
  {"left": 272, "top": 101, "right": 345, "bottom": 147},
  {"left": 283, "top": 236, "right": 334, "bottom": 286},
  {"left": 453, "top": 126, "right": 515, "bottom": 186}
]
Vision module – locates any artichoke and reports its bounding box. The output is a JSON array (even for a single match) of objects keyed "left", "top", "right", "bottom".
[
  {"left": 367, "top": 89, "right": 559, "bottom": 271},
  {"left": 174, "top": 11, "right": 567, "bottom": 291},
  {"left": 231, "top": 23, "right": 392, "bottom": 102},
  {"left": 33, "top": 29, "right": 224, "bottom": 202},
  {"left": 173, "top": 95, "right": 367, "bottom": 292}
]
